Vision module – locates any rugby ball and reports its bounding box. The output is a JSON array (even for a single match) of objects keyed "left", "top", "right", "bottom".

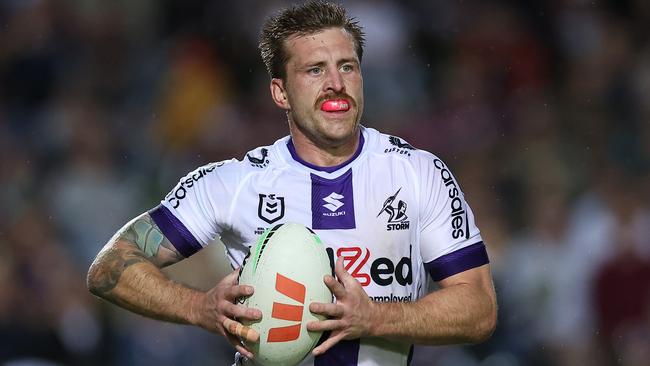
[{"left": 238, "top": 222, "right": 332, "bottom": 366}]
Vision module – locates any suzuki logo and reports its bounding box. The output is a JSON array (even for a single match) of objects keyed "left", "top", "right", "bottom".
[
  {"left": 322, "top": 192, "right": 344, "bottom": 212},
  {"left": 268, "top": 273, "right": 305, "bottom": 342}
]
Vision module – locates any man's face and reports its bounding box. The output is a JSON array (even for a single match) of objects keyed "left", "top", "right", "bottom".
[{"left": 271, "top": 27, "right": 364, "bottom": 148}]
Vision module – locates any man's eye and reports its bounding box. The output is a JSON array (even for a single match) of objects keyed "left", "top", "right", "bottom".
[
  {"left": 341, "top": 64, "right": 353, "bottom": 72},
  {"left": 308, "top": 67, "right": 321, "bottom": 75}
]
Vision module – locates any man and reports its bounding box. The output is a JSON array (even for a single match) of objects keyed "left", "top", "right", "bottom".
[{"left": 87, "top": 1, "right": 497, "bottom": 365}]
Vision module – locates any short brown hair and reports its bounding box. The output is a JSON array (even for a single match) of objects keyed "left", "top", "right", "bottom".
[{"left": 259, "top": 0, "right": 365, "bottom": 79}]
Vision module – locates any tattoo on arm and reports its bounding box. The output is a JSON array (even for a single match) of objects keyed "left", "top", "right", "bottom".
[
  {"left": 88, "top": 213, "right": 184, "bottom": 297},
  {"left": 117, "top": 214, "right": 184, "bottom": 267},
  {"left": 89, "top": 243, "right": 150, "bottom": 296}
]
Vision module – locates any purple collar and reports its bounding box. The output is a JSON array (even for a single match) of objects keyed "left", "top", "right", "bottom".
[{"left": 287, "top": 133, "right": 365, "bottom": 173}]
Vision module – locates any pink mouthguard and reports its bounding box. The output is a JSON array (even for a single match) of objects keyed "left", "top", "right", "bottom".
[{"left": 321, "top": 99, "right": 350, "bottom": 112}]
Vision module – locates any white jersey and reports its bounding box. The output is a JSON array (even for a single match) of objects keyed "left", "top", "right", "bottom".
[{"left": 150, "top": 126, "right": 488, "bottom": 366}]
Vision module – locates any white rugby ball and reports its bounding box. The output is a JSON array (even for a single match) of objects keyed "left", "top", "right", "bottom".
[{"left": 237, "top": 222, "right": 332, "bottom": 366}]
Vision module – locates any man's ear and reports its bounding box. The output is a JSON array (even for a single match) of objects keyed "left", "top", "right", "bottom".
[{"left": 270, "top": 78, "right": 290, "bottom": 110}]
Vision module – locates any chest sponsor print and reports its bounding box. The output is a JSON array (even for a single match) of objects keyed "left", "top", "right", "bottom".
[{"left": 325, "top": 245, "right": 413, "bottom": 287}]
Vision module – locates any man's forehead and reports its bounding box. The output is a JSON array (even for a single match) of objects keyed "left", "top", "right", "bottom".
[
  {"left": 285, "top": 27, "right": 353, "bottom": 42},
  {"left": 284, "top": 28, "right": 357, "bottom": 62}
]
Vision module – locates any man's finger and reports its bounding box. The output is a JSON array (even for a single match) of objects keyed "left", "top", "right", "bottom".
[
  {"left": 312, "top": 331, "right": 344, "bottom": 356},
  {"left": 324, "top": 274, "right": 346, "bottom": 299},
  {"left": 226, "top": 302, "right": 263, "bottom": 321},
  {"left": 223, "top": 267, "right": 241, "bottom": 285},
  {"left": 226, "top": 284, "right": 255, "bottom": 301},
  {"left": 223, "top": 318, "right": 260, "bottom": 343},
  {"left": 235, "top": 344, "right": 255, "bottom": 360},
  {"left": 335, "top": 256, "right": 358, "bottom": 287},
  {"left": 309, "top": 302, "right": 344, "bottom": 318},
  {"left": 225, "top": 333, "right": 255, "bottom": 360},
  {"left": 307, "top": 319, "right": 344, "bottom": 332}
]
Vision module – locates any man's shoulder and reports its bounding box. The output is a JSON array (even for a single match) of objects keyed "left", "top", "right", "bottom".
[
  {"left": 365, "top": 127, "right": 437, "bottom": 163},
  {"left": 176, "top": 138, "right": 288, "bottom": 187},
  {"left": 213, "top": 137, "right": 291, "bottom": 173},
  {"left": 240, "top": 136, "right": 292, "bottom": 170},
  {"left": 241, "top": 145, "right": 275, "bottom": 170}
]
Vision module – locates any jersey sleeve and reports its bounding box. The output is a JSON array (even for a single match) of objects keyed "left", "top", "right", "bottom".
[
  {"left": 148, "top": 160, "right": 234, "bottom": 258},
  {"left": 417, "top": 153, "right": 489, "bottom": 281}
]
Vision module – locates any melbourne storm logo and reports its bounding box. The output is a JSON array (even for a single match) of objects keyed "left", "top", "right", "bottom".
[{"left": 377, "top": 188, "right": 410, "bottom": 231}]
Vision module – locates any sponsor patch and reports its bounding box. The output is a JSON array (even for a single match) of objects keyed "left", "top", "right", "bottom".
[
  {"left": 384, "top": 136, "right": 414, "bottom": 156},
  {"left": 311, "top": 170, "right": 356, "bottom": 230},
  {"left": 247, "top": 148, "right": 270, "bottom": 168},
  {"left": 165, "top": 163, "right": 219, "bottom": 209},
  {"left": 325, "top": 245, "right": 413, "bottom": 287},
  {"left": 433, "top": 158, "right": 470, "bottom": 240}
]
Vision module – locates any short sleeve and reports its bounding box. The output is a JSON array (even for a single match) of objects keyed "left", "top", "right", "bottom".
[
  {"left": 149, "top": 160, "right": 233, "bottom": 257},
  {"left": 417, "top": 154, "right": 489, "bottom": 281}
]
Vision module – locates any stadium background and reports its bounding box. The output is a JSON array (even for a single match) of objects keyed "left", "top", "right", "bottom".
[{"left": 1, "top": 0, "right": 649, "bottom": 365}]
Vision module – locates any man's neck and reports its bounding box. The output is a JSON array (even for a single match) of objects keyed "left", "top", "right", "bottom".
[{"left": 289, "top": 128, "right": 361, "bottom": 168}]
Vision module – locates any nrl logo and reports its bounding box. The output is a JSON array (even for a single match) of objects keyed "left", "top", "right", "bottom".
[{"left": 258, "top": 193, "right": 285, "bottom": 224}]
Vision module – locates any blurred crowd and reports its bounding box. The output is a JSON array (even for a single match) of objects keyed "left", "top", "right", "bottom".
[{"left": 1, "top": 0, "right": 649, "bottom": 365}]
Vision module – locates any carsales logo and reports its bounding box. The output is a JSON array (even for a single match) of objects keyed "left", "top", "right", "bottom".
[
  {"left": 325, "top": 246, "right": 413, "bottom": 287},
  {"left": 433, "top": 158, "right": 469, "bottom": 240},
  {"left": 165, "top": 164, "right": 218, "bottom": 208}
]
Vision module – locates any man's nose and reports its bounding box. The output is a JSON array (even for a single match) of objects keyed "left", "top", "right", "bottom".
[{"left": 323, "top": 67, "right": 345, "bottom": 93}]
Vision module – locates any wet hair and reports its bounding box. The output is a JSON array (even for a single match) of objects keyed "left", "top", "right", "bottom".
[{"left": 259, "top": 0, "right": 365, "bottom": 79}]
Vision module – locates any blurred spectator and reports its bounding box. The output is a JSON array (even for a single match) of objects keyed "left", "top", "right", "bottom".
[
  {"left": 45, "top": 98, "right": 140, "bottom": 268},
  {"left": 155, "top": 37, "right": 232, "bottom": 151},
  {"left": 592, "top": 177, "right": 650, "bottom": 366},
  {"left": 0, "top": 205, "right": 101, "bottom": 364}
]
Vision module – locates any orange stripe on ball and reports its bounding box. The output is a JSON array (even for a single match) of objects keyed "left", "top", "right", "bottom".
[{"left": 268, "top": 323, "right": 301, "bottom": 342}]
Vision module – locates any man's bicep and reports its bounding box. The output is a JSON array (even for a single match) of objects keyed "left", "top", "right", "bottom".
[
  {"left": 437, "top": 264, "right": 495, "bottom": 299},
  {"left": 113, "top": 212, "right": 185, "bottom": 268}
]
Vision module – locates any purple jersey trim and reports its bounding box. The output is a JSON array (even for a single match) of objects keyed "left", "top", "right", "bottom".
[
  {"left": 287, "top": 133, "right": 365, "bottom": 173},
  {"left": 315, "top": 339, "right": 360, "bottom": 366},
  {"left": 424, "top": 242, "right": 489, "bottom": 282},
  {"left": 149, "top": 204, "right": 203, "bottom": 258}
]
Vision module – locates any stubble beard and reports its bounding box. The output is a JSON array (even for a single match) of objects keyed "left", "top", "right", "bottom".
[{"left": 288, "top": 107, "right": 361, "bottom": 150}]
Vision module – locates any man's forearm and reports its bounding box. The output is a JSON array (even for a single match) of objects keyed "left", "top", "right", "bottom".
[
  {"left": 368, "top": 265, "right": 497, "bottom": 345},
  {"left": 87, "top": 240, "right": 203, "bottom": 325},
  {"left": 87, "top": 212, "right": 203, "bottom": 325}
]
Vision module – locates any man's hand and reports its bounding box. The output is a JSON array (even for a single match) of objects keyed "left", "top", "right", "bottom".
[
  {"left": 191, "top": 268, "right": 262, "bottom": 359},
  {"left": 307, "top": 256, "right": 376, "bottom": 355},
  {"left": 88, "top": 212, "right": 265, "bottom": 359}
]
